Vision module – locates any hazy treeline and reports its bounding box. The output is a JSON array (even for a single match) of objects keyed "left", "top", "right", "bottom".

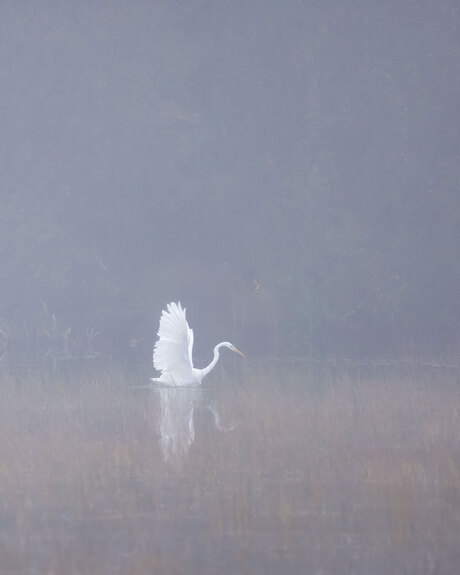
[{"left": 1, "top": 1, "right": 459, "bottom": 362}]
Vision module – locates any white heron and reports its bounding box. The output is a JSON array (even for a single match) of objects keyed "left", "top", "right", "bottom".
[{"left": 151, "top": 302, "right": 244, "bottom": 386}]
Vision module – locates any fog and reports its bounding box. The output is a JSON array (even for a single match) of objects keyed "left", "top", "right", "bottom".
[
  {"left": 1, "top": 3, "right": 460, "bottom": 574},
  {"left": 1, "top": 1, "right": 459, "bottom": 364}
]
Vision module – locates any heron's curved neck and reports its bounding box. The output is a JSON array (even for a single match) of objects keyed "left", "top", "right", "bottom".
[{"left": 201, "top": 344, "right": 222, "bottom": 378}]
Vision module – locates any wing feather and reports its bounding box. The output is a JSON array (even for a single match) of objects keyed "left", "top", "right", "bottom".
[{"left": 153, "top": 302, "right": 195, "bottom": 385}]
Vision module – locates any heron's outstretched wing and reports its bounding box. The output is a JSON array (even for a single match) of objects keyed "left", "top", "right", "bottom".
[{"left": 153, "top": 302, "right": 195, "bottom": 385}]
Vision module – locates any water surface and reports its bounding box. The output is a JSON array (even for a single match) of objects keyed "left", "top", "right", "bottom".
[{"left": 0, "top": 363, "right": 459, "bottom": 574}]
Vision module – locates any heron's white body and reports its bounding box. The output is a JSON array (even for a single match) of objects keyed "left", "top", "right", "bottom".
[{"left": 151, "top": 302, "right": 243, "bottom": 386}]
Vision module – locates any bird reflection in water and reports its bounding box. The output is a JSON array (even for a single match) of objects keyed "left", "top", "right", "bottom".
[{"left": 153, "top": 386, "right": 235, "bottom": 461}]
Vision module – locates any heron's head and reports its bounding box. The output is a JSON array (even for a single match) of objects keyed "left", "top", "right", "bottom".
[
  {"left": 222, "top": 342, "right": 245, "bottom": 357},
  {"left": 232, "top": 345, "right": 245, "bottom": 357}
]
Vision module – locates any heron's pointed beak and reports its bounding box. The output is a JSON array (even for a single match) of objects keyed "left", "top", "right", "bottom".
[{"left": 233, "top": 347, "right": 245, "bottom": 357}]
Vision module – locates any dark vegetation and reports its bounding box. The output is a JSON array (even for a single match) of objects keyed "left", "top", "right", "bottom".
[{"left": 1, "top": 1, "right": 459, "bottom": 364}]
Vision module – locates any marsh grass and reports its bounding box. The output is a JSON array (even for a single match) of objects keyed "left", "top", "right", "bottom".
[{"left": 0, "top": 362, "right": 459, "bottom": 574}]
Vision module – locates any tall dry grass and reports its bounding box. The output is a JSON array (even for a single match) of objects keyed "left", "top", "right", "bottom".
[{"left": 0, "top": 362, "right": 459, "bottom": 574}]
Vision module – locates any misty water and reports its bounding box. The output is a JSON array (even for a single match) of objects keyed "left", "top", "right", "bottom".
[
  {"left": 1, "top": 2, "right": 460, "bottom": 574},
  {"left": 1, "top": 362, "right": 459, "bottom": 574}
]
